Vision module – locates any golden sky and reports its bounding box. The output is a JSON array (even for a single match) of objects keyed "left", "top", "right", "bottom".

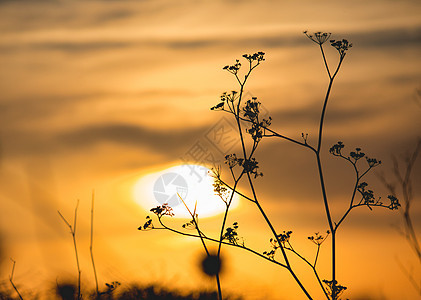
[{"left": 0, "top": 0, "right": 420, "bottom": 299}]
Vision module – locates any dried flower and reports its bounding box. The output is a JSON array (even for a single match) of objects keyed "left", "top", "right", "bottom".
[
  {"left": 304, "top": 31, "right": 332, "bottom": 45},
  {"left": 330, "top": 39, "right": 352, "bottom": 56}
]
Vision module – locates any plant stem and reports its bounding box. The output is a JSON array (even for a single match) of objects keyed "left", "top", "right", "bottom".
[
  {"left": 9, "top": 259, "right": 23, "bottom": 300},
  {"left": 58, "top": 200, "right": 81, "bottom": 300},
  {"left": 234, "top": 60, "right": 313, "bottom": 299},
  {"left": 90, "top": 191, "right": 99, "bottom": 297},
  {"left": 246, "top": 172, "right": 313, "bottom": 299},
  {"left": 315, "top": 45, "right": 347, "bottom": 296},
  {"left": 179, "top": 195, "right": 223, "bottom": 300},
  {"left": 156, "top": 218, "right": 288, "bottom": 268}
]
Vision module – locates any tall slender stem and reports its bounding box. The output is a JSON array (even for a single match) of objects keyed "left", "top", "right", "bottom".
[
  {"left": 317, "top": 79, "right": 333, "bottom": 154},
  {"left": 90, "top": 191, "right": 99, "bottom": 297},
  {"left": 58, "top": 200, "right": 81, "bottom": 300},
  {"left": 247, "top": 172, "right": 313, "bottom": 299},
  {"left": 234, "top": 60, "right": 313, "bottom": 299},
  {"left": 9, "top": 259, "right": 23, "bottom": 300}
]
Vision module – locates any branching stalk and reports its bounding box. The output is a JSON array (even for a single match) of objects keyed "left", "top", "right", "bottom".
[
  {"left": 58, "top": 200, "right": 81, "bottom": 300},
  {"left": 9, "top": 259, "right": 23, "bottom": 300}
]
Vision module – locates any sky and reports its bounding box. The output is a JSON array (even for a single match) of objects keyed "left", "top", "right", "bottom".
[{"left": 0, "top": 0, "right": 420, "bottom": 299}]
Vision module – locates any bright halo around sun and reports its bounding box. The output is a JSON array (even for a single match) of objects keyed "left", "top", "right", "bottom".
[{"left": 133, "top": 164, "right": 239, "bottom": 218}]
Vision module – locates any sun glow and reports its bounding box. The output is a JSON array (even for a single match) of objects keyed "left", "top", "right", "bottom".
[{"left": 133, "top": 164, "right": 239, "bottom": 218}]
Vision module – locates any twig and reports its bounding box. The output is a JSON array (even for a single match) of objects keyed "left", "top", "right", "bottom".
[
  {"left": 156, "top": 216, "right": 288, "bottom": 269},
  {"left": 178, "top": 194, "right": 223, "bottom": 300},
  {"left": 9, "top": 259, "right": 23, "bottom": 300}
]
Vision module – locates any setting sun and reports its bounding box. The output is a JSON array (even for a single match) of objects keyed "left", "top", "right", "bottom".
[{"left": 133, "top": 164, "right": 239, "bottom": 218}]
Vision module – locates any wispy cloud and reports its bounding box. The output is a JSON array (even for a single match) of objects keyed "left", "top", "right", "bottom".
[{"left": 2, "top": 26, "right": 420, "bottom": 54}]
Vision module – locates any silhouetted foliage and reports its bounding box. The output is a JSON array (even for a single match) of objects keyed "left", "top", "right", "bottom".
[
  {"left": 141, "top": 31, "right": 401, "bottom": 300},
  {"left": 116, "top": 284, "right": 241, "bottom": 300},
  {"left": 52, "top": 282, "right": 240, "bottom": 300}
]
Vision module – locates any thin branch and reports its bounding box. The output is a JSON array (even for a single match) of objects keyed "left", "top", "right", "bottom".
[
  {"left": 155, "top": 216, "right": 288, "bottom": 269},
  {"left": 9, "top": 259, "right": 23, "bottom": 300},
  {"left": 230, "top": 53, "right": 313, "bottom": 299},
  {"left": 213, "top": 173, "right": 255, "bottom": 203},
  {"left": 319, "top": 44, "right": 331, "bottom": 79},
  {"left": 286, "top": 248, "right": 330, "bottom": 300},
  {"left": 178, "top": 194, "right": 223, "bottom": 300},
  {"left": 178, "top": 194, "right": 210, "bottom": 256}
]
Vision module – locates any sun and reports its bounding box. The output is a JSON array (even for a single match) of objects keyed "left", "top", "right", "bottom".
[{"left": 133, "top": 164, "right": 239, "bottom": 218}]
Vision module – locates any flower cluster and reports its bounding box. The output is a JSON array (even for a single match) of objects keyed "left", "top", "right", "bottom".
[
  {"left": 242, "top": 97, "right": 272, "bottom": 142},
  {"left": 357, "top": 182, "right": 400, "bottom": 210},
  {"left": 212, "top": 175, "right": 231, "bottom": 204},
  {"left": 224, "top": 153, "right": 241, "bottom": 169},
  {"left": 263, "top": 247, "right": 277, "bottom": 260},
  {"left": 277, "top": 230, "right": 293, "bottom": 247},
  {"left": 247, "top": 117, "right": 272, "bottom": 142},
  {"left": 322, "top": 279, "right": 347, "bottom": 299},
  {"left": 223, "top": 52, "right": 264, "bottom": 76},
  {"left": 350, "top": 148, "right": 365, "bottom": 161},
  {"left": 242, "top": 158, "right": 263, "bottom": 178},
  {"left": 366, "top": 157, "right": 381, "bottom": 168},
  {"left": 308, "top": 231, "right": 330, "bottom": 246},
  {"left": 357, "top": 182, "right": 375, "bottom": 206},
  {"left": 330, "top": 39, "right": 352, "bottom": 57},
  {"left": 387, "top": 195, "right": 400, "bottom": 210},
  {"left": 263, "top": 238, "right": 280, "bottom": 260},
  {"left": 223, "top": 59, "right": 241, "bottom": 74},
  {"left": 150, "top": 203, "right": 174, "bottom": 218},
  {"left": 304, "top": 31, "right": 352, "bottom": 57},
  {"left": 330, "top": 142, "right": 382, "bottom": 170},
  {"left": 263, "top": 230, "right": 293, "bottom": 259},
  {"left": 242, "top": 51, "right": 265, "bottom": 63},
  {"left": 210, "top": 91, "right": 238, "bottom": 111},
  {"left": 329, "top": 141, "right": 345, "bottom": 156},
  {"left": 182, "top": 216, "right": 198, "bottom": 230},
  {"left": 224, "top": 154, "right": 263, "bottom": 178},
  {"left": 243, "top": 97, "right": 260, "bottom": 122},
  {"left": 138, "top": 215, "right": 154, "bottom": 230},
  {"left": 304, "top": 31, "right": 331, "bottom": 45},
  {"left": 222, "top": 222, "right": 243, "bottom": 246},
  {"left": 210, "top": 102, "right": 224, "bottom": 111}
]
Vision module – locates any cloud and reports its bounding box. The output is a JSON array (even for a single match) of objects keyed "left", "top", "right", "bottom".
[
  {"left": 344, "top": 27, "right": 421, "bottom": 48},
  {"left": 57, "top": 123, "right": 207, "bottom": 153},
  {"left": 10, "top": 41, "right": 133, "bottom": 53},
  {"left": 0, "top": 122, "right": 209, "bottom": 160},
  {"left": 2, "top": 26, "right": 419, "bottom": 57}
]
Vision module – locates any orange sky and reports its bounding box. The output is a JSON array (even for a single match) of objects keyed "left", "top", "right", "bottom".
[{"left": 0, "top": 0, "right": 420, "bottom": 299}]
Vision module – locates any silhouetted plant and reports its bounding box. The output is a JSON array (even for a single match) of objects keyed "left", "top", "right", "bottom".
[
  {"left": 116, "top": 284, "right": 240, "bottom": 300},
  {"left": 8, "top": 259, "right": 23, "bottom": 300},
  {"left": 95, "top": 281, "right": 121, "bottom": 300},
  {"left": 140, "top": 31, "right": 400, "bottom": 300},
  {"left": 90, "top": 191, "right": 99, "bottom": 298},
  {"left": 58, "top": 194, "right": 121, "bottom": 300},
  {"left": 58, "top": 200, "right": 82, "bottom": 300}
]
